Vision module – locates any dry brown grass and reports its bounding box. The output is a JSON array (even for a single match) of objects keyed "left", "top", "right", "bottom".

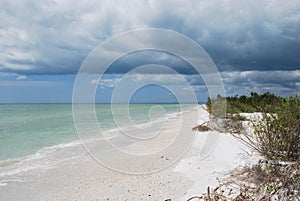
[
  {"left": 186, "top": 187, "right": 227, "bottom": 201},
  {"left": 186, "top": 160, "right": 300, "bottom": 201}
]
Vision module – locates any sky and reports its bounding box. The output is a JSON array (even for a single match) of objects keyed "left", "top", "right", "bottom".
[{"left": 0, "top": 0, "right": 300, "bottom": 103}]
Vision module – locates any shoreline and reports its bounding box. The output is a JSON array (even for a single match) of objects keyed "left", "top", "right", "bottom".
[
  {"left": 0, "top": 105, "right": 259, "bottom": 200},
  {"left": 0, "top": 104, "right": 196, "bottom": 171}
]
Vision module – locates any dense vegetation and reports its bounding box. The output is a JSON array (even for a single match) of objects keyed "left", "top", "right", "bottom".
[
  {"left": 206, "top": 92, "right": 283, "bottom": 115},
  {"left": 204, "top": 92, "right": 300, "bottom": 200},
  {"left": 206, "top": 92, "right": 300, "bottom": 161}
]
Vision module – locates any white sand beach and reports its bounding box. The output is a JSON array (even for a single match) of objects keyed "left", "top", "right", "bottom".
[{"left": 0, "top": 106, "right": 260, "bottom": 201}]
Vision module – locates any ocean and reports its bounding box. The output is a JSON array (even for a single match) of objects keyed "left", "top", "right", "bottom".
[{"left": 0, "top": 103, "right": 196, "bottom": 168}]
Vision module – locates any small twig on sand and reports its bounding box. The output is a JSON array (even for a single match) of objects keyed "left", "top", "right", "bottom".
[{"left": 186, "top": 195, "right": 203, "bottom": 201}]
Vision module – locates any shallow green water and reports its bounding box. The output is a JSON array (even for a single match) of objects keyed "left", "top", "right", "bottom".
[{"left": 0, "top": 104, "right": 195, "bottom": 161}]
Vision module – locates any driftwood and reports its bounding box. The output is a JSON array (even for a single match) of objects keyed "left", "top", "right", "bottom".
[
  {"left": 192, "top": 117, "right": 228, "bottom": 133},
  {"left": 192, "top": 121, "right": 212, "bottom": 132}
]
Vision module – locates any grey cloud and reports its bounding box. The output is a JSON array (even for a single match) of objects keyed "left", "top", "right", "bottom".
[
  {"left": 221, "top": 70, "right": 300, "bottom": 96},
  {"left": 222, "top": 70, "right": 300, "bottom": 85},
  {"left": 107, "top": 50, "right": 197, "bottom": 74},
  {"left": 0, "top": 0, "right": 300, "bottom": 76}
]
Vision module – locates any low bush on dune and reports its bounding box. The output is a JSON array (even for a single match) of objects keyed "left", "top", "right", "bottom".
[
  {"left": 228, "top": 94, "right": 300, "bottom": 163},
  {"left": 252, "top": 95, "right": 300, "bottom": 162}
]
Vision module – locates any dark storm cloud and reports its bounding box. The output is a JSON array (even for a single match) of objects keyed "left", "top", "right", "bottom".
[{"left": 149, "top": 1, "right": 300, "bottom": 71}]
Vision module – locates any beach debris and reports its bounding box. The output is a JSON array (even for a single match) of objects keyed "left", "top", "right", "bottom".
[
  {"left": 192, "top": 121, "right": 212, "bottom": 132},
  {"left": 186, "top": 187, "right": 227, "bottom": 201},
  {"left": 161, "top": 155, "right": 170, "bottom": 160},
  {"left": 199, "top": 160, "right": 300, "bottom": 200}
]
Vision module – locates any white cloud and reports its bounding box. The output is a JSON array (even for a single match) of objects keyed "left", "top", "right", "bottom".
[
  {"left": 90, "top": 79, "right": 98, "bottom": 85},
  {"left": 90, "top": 78, "right": 121, "bottom": 88},
  {"left": 16, "top": 75, "right": 27, "bottom": 80}
]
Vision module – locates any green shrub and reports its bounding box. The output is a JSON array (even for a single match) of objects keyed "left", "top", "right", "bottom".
[{"left": 252, "top": 95, "right": 300, "bottom": 161}]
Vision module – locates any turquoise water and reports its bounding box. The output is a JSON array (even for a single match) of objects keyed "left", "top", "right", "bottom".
[{"left": 0, "top": 104, "right": 195, "bottom": 162}]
